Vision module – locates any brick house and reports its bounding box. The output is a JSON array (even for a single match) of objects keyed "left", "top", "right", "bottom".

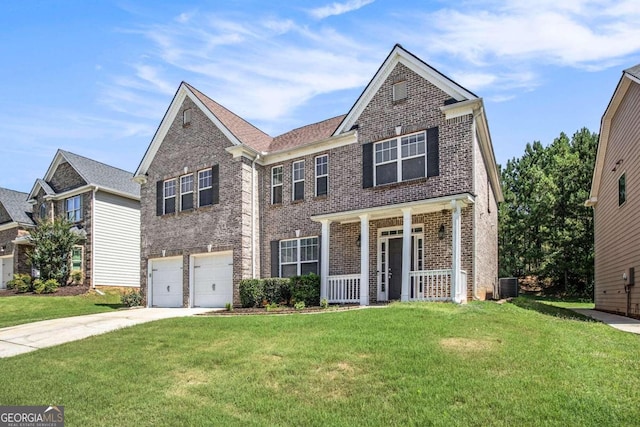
[
  {"left": 587, "top": 64, "right": 640, "bottom": 318},
  {"left": 134, "top": 44, "right": 503, "bottom": 308},
  {"left": 26, "top": 149, "right": 141, "bottom": 288},
  {"left": 0, "top": 188, "right": 34, "bottom": 289}
]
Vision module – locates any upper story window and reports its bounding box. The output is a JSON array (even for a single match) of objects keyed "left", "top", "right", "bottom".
[
  {"left": 315, "top": 155, "right": 328, "bottom": 197},
  {"left": 198, "top": 169, "right": 213, "bottom": 207},
  {"left": 292, "top": 160, "right": 305, "bottom": 201},
  {"left": 374, "top": 131, "right": 426, "bottom": 186},
  {"left": 280, "top": 237, "right": 318, "bottom": 277},
  {"left": 65, "top": 195, "right": 82, "bottom": 222},
  {"left": 619, "top": 173, "right": 626, "bottom": 206},
  {"left": 39, "top": 203, "right": 47, "bottom": 220},
  {"left": 393, "top": 80, "right": 407, "bottom": 102},
  {"left": 164, "top": 179, "right": 176, "bottom": 214},
  {"left": 272, "top": 166, "right": 283, "bottom": 204},
  {"left": 180, "top": 174, "right": 194, "bottom": 211},
  {"left": 183, "top": 109, "right": 192, "bottom": 126}
]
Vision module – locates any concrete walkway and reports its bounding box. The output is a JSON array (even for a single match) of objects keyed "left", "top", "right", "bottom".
[
  {"left": 572, "top": 309, "right": 640, "bottom": 334},
  {"left": 0, "top": 308, "right": 214, "bottom": 358}
]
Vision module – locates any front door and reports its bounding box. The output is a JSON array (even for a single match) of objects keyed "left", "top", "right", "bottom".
[{"left": 388, "top": 238, "right": 403, "bottom": 300}]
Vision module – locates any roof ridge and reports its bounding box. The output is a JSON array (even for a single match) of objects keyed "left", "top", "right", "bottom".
[
  {"left": 59, "top": 149, "right": 135, "bottom": 175},
  {"left": 274, "top": 114, "right": 347, "bottom": 139}
]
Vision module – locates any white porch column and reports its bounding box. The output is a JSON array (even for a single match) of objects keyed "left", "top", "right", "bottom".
[
  {"left": 401, "top": 208, "right": 412, "bottom": 302},
  {"left": 320, "top": 219, "right": 330, "bottom": 301},
  {"left": 451, "top": 200, "right": 462, "bottom": 303},
  {"left": 359, "top": 213, "right": 370, "bottom": 306}
]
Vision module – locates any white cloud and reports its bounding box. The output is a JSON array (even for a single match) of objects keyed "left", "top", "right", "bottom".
[{"left": 308, "top": 0, "right": 374, "bottom": 19}]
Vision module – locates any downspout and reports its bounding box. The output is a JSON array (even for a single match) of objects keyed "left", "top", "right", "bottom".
[
  {"left": 91, "top": 186, "right": 98, "bottom": 289},
  {"left": 471, "top": 110, "right": 480, "bottom": 301},
  {"left": 251, "top": 154, "right": 260, "bottom": 279}
]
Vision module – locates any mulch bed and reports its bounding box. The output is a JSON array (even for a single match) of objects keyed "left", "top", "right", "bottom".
[{"left": 0, "top": 285, "right": 91, "bottom": 297}]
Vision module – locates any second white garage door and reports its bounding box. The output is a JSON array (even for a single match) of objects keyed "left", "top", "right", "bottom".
[
  {"left": 150, "top": 257, "right": 183, "bottom": 307},
  {"left": 192, "top": 252, "right": 233, "bottom": 308}
]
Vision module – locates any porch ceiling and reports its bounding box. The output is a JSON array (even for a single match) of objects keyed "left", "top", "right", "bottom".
[{"left": 310, "top": 193, "right": 474, "bottom": 224}]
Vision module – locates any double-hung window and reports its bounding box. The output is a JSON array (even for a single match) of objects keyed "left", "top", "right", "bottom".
[
  {"left": 65, "top": 195, "right": 82, "bottom": 222},
  {"left": 180, "top": 174, "right": 194, "bottom": 211},
  {"left": 271, "top": 166, "right": 283, "bottom": 204},
  {"left": 374, "top": 131, "right": 426, "bottom": 185},
  {"left": 293, "top": 160, "right": 305, "bottom": 201},
  {"left": 198, "top": 169, "right": 213, "bottom": 207},
  {"left": 315, "top": 155, "right": 328, "bottom": 196},
  {"left": 163, "top": 179, "right": 176, "bottom": 214},
  {"left": 280, "top": 237, "right": 318, "bottom": 277}
]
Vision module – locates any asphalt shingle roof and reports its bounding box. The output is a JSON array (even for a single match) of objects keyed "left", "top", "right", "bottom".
[
  {"left": 270, "top": 115, "right": 346, "bottom": 152},
  {"left": 625, "top": 64, "right": 640, "bottom": 80},
  {"left": 0, "top": 187, "right": 34, "bottom": 226},
  {"left": 59, "top": 150, "right": 139, "bottom": 198}
]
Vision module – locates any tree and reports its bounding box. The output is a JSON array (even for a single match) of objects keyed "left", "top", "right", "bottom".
[{"left": 27, "top": 217, "right": 82, "bottom": 285}]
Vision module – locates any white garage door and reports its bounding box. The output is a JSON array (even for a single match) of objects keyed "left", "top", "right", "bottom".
[
  {"left": 193, "top": 252, "right": 233, "bottom": 308},
  {"left": 150, "top": 258, "right": 183, "bottom": 307},
  {"left": 0, "top": 256, "right": 13, "bottom": 290}
]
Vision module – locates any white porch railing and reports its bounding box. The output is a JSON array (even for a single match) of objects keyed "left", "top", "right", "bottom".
[
  {"left": 409, "top": 269, "right": 453, "bottom": 301},
  {"left": 327, "top": 274, "right": 360, "bottom": 303}
]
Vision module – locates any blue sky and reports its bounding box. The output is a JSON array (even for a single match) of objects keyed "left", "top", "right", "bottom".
[{"left": 1, "top": 0, "right": 639, "bottom": 193}]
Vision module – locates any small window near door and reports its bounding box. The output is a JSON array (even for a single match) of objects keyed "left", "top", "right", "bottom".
[
  {"left": 71, "top": 246, "right": 83, "bottom": 271},
  {"left": 619, "top": 173, "right": 626, "bottom": 206}
]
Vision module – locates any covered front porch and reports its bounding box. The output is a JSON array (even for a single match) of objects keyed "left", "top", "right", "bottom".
[{"left": 311, "top": 194, "right": 473, "bottom": 305}]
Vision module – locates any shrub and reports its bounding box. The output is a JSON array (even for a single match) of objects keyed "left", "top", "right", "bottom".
[
  {"left": 265, "top": 302, "right": 280, "bottom": 312},
  {"left": 121, "top": 289, "right": 143, "bottom": 307},
  {"left": 290, "top": 273, "right": 321, "bottom": 307},
  {"left": 320, "top": 298, "right": 329, "bottom": 309},
  {"left": 225, "top": 302, "right": 234, "bottom": 312},
  {"left": 33, "top": 279, "right": 59, "bottom": 294},
  {"left": 239, "top": 278, "right": 292, "bottom": 307},
  {"left": 8, "top": 274, "right": 32, "bottom": 293},
  {"left": 263, "top": 278, "right": 292, "bottom": 305},
  {"left": 294, "top": 301, "right": 306, "bottom": 310},
  {"left": 70, "top": 270, "right": 83, "bottom": 285},
  {"left": 239, "top": 279, "right": 264, "bottom": 308}
]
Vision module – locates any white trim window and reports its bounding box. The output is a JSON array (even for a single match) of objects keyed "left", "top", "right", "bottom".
[
  {"left": 71, "top": 246, "right": 83, "bottom": 272},
  {"left": 374, "top": 131, "right": 426, "bottom": 185},
  {"left": 280, "top": 237, "right": 318, "bottom": 277},
  {"left": 39, "top": 203, "right": 47, "bottom": 220},
  {"left": 65, "top": 195, "right": 82, "bottom": 222},
  {"left": 163, "top": 179, "right": 177, "bottom": 214},
  {"left": 198, "top": 169, "right": 213, "bottom": 207},
  {"left": 180, "top": 174, "right": 194, "bottom": 211},
  {"left": 292, "top": 160, "right": 305, "bottom": 201},
  {"left": 271, "top": 165, "right": 283, "bottom": 204},
  {"left": 315, "top": 154, "right": 328, "bottom": 196}
]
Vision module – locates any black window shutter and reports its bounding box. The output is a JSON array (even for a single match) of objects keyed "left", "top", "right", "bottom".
[
  {"left": 317, "top": 239, "right": 321, "bottom": 276},
  {"left": 156, "top": 181, "right": 163, "bottom": 216},
  {"left": 270, "top": 240, "right": 280, "bottom": 277},
  {"left": 362, "top": 143, "right": 373, "bottom": 188},
  {"left": 427, "top": 126, "right": 440, "bottom": 177},
  {"left": 211, "top": 165, "right": 219, "bottom": 204}
]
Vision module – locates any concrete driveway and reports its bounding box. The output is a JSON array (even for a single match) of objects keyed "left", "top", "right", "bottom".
[
  {"left": 0, "top": 308, "right": 214, "bottom": 358},
  {"left": 572, "top": 309, "right": 640, "bottom": 334}
]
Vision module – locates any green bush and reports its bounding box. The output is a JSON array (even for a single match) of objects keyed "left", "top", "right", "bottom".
[
  {"left": 33, "top": 279, "right": 59, "bottom": 294},
  {"left": 121, "top": 289, "right": 143, "bottom": 307},
  {"left": 239, "top": 278, "right": 292, "bottom": 307},
  {"left": 7, "top": 274, "right": 32, "bottom": 293},
  {"left": 290, "top": 273, "right": 320, "bottom": 307},
  {"left": 320, "top": 298, "right": 329, "bottom": 309},
  {"left": 294, "top": 301, "right": 306, "bottom": 310},
  {"left": 239, "top": 279, "right": 264, "bottom": 308},
  {"left": 264, "top": 278, "right": 292, "bottom": 305}
]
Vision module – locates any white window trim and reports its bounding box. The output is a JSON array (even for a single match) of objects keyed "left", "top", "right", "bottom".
[
  {"left": 65, "top": 195, "right": 82, "bottom": 222},
  {"left": 280, "top": 236, "right": 319, "bottom": 277},
  {"left": 198, "top": 169, "right": 212, "bottom": 208},
  {"left": 292, "top": 160, "right": 305, "bottom": 201},
  {"left": 315, "top": 154, "right": 328, "bottom": 197},
  {"left": 180, "top": 174, "right": 194, "bottom": 211},
  {"left": 373, "top": 130, "right": 427, "bottom": 186},
  {"left": 70, "top": 245, "right": 84, "bottom": 272},
  {"left": 271, "top": 165, "right": 283, "bottom": 204},
  {"left": 163, "top": 178, "right": 176, "bottom": 214}
]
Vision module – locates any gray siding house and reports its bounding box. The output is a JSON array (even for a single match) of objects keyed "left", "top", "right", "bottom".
[
  {"left": 26, "top": 150, "right": 141, "bottom": 288},
  {"left": 135, "top": 44, "right": 503, "bottom": 308},
  {"left": 587, "top": 64, "right": 640, "bottom": 318},
  {"left": 0, "top": 188, "right": 34, "bottom": 289}
]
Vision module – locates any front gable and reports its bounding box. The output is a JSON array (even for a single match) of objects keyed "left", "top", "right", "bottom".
[{"left": 48, "top": 161, "right": 87, "bottom": 193}]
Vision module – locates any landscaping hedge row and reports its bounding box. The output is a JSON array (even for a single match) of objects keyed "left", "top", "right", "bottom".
[{"left": 239, "top": 274, "right": 320, "bottom": 307}]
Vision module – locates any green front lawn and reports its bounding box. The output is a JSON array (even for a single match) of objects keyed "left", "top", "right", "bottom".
[
  {"left": 1, "top": 302, "right": 639, "bottom": 426},
  {"left": 0, "top": 290, "right": 123, "bottom": 328}
]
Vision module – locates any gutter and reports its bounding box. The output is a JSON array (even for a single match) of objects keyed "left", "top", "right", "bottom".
[{"left": 91, "top": 186, "right": 98, "bottom": 288}]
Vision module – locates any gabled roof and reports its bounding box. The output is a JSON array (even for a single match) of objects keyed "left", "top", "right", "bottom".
[
  {"left": 270, "top": 115, "right": 346, "bottom": 153},
  {"left": 0, "top": 187, "right": 34, "bottom": 226},
  {"left": 587, "top": 64, "right": 640, "bottom": 206},
  {"left": 333, "top": 44, "right": 478, "bottom": 135},
  {"left": 28, "top": 150, "right": 139, "bottom": 200}
]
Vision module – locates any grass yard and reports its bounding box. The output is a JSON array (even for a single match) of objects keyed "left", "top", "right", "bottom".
[
  {"left": 0, "top": 289, "right": 123, "bottom": 328},
  {"left": 1, "top": 301, "right": 639, "bottom": 426}
]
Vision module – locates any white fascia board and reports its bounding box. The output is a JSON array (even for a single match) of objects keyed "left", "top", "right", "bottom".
[
  {"left": 27, "top": 181, "right": 44, "bottom": 202},
  {"left": 43, "top": 185, "right": 139, "bottom": 202},
  {"left": 473, "top": 105, "right": 504, "bottom": 203},
  {"left": 310, "top": 193, "right": 474, "bottom": 223},
  {"left": 440, "top": 99, "right": 482, "bottom": 120},
  {"left": 225, "top": 144, "right": 261, "bottom": 161},
  {"left": 260, "top": 131, "right": 357, "bottom": 166},
  {"left": 0, "top": 222, "right": 19, "bottom": 232}
]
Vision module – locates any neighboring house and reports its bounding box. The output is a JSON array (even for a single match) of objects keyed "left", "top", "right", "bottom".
[
  {"left": 26, "top": 149, "right": 141, "bottom": 287},
  {"left": 0, "top": 188, "right": 34, "bottom": 289},
  {"left": 587, "top": 64, "right": 640, "bottom": 318},
  {"left": 134, "top": 44, "right": 503, "bottom": 308}
]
